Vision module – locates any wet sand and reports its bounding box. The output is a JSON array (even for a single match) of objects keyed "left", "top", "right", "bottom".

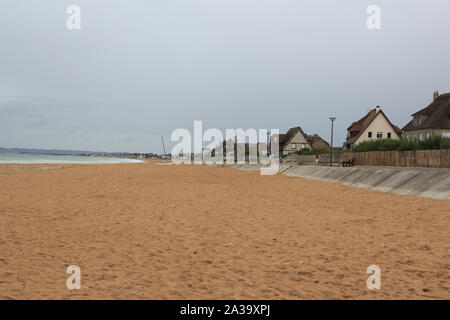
[{"left": 0, "top": 163, "right": 449, "bottom": 299}]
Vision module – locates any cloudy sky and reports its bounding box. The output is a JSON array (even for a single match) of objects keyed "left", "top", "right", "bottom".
[{"left": 1, "top": 0, "right": 449, "bottom": 153}]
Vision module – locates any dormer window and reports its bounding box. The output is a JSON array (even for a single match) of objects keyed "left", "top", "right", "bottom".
[{"left": 413, "top": 115, "right": 429, "bottom": 126}]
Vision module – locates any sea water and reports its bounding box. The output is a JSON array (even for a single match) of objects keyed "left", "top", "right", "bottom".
[{"left": 0, "top": 153, "right": 143, "bottom": 164}]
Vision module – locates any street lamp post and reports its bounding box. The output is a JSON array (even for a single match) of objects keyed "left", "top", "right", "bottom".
[{"left": 329, "top": 117, "right": 336, "bottom": 166}]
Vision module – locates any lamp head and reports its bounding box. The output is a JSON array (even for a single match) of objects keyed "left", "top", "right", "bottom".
[{"left": 329, "top": 117, "right": 336, "bottom": 122}]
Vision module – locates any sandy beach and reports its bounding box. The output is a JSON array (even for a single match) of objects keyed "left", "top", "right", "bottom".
[{"left": 0, "top": 163, "right": 449, "bottom": 299}]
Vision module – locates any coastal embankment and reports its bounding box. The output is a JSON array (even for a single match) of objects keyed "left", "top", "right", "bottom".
[{"left": 229, "top": 163, "right": 450, "bottom": 200}]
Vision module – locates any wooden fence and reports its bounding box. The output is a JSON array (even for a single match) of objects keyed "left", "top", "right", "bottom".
[{"left": 344, "top": 149, "right": 450, "bottom": 168}]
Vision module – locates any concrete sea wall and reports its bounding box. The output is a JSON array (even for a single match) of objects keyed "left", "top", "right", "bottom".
[
  {"left": 282, "top": 153, "right": 344, "bottom": 164},
  {"left": 229, "top": 163, "right": 450, "bottom": 200}
]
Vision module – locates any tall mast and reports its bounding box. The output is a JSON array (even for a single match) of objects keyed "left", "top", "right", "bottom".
[{"left": 161, "top": 136, "right": 167, "bottom": 159}]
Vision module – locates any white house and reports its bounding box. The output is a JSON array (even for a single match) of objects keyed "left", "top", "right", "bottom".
[{"left": 346, "top": 106, "right": 402, "bottom": 149}]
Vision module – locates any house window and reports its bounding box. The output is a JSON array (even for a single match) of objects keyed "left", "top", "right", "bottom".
[
  {"left": 420, "top": 115, "right": 428, "bottom": 124},
  {"left": 300, "top": 143, "right": 307, "bottom": 149},
  {"left": 387, "top": 132, "right": 392, "bottom": 138},
  {"left": 377, "top": 132, "right": 383, "bottom": 139},
  {"left": 442, "top": 132, "right": 450, "bottom": 138},
  {"left": 426, "top": 132, "right": 431, "bottom": 139},
  {"left": 292, "top": 143, "right": 297, "bottom": 149},
  {"left": 368, "top": 132, "right": 372, "bottom": 138},
  {"left": 419, "top": 133, "right": 423, "bottom": 141}
]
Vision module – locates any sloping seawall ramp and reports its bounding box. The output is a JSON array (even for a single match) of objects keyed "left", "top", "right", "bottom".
[
  {"left": 230, "top": 164, "right": 450, "bottom": 200},
  {"left": 282, "top": 165, "right": 450, "bottom": 200}
]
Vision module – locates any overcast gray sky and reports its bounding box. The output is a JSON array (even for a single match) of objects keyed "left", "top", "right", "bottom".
[{"left": 1, "top": 0, "right": 449, "bottom": 153}]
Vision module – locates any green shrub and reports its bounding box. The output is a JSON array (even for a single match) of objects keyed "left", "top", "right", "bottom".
[
  {"left": 377, "top": 139, "right": 400, "bottom": 151},
  {"left": 397, "top": 138, "right": 416, "bottom": 151},
  {"left": 294, "top": 149, "right": 314, "bottom": 155},
  {"left": 312, "top": 147, "right": 331, "bottom": 155},
  {"left": 441, "top": 138, "right": 450, "bottom": 149},
  {"left": 352, "top": 136, "right": 450, "bottom": 152},
  {"left": 294, "top": 147, "right": 331, "bottom": 155},
  {"left": 418, "top": 135, "right": 443, "bottom": 150}
]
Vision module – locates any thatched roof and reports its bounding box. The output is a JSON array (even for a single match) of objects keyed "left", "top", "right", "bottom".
[{"left": 402, "top": 93, "right": 450, "bottom": 131}]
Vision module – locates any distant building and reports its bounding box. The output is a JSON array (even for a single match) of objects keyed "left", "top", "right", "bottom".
[
  {"left": 402, "top": 91, "right": 450, "bottom": 140},
  {"left": 270, "top": 134, "right": 286, "bottom": 147},
  {"left": 306, "top": 134, "right": 330, "bottom": 149},
  {"left": 278, "top": 126, "right": 312, "bottom": 155},
  {"left": 269, "top": 134, "right": 285, "bottom": 155},
  {"left": 269, "top": 128, "right": 330, "bottom": 155},
  {"left": 345, "top": 106, "right": 401, "bottom": 149}
]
